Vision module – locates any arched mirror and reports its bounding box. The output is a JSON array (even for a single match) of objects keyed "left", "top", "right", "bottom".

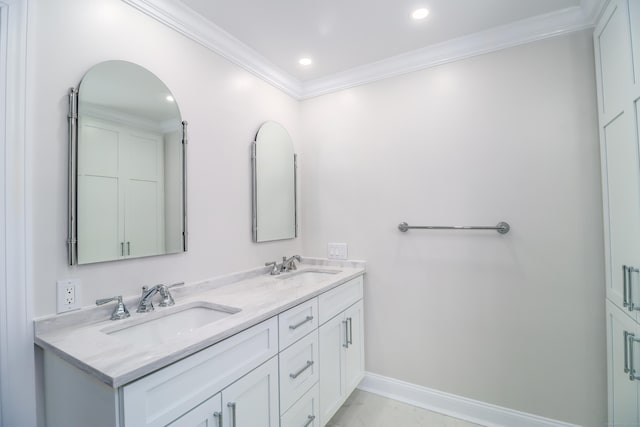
[
  {"left": 67, "top": 60, "right": 187, "bottom": 265},
  {"left": 252, "top": 121, "right": 297, "bottom": 242}
]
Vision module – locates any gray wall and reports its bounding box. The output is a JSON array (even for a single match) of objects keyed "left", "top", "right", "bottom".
[
  {"left": 300, "top": 30, "right": 605, "bottom": 426},
  {"left": 28, "top": 0, "right": 303, "bottom": 316}
]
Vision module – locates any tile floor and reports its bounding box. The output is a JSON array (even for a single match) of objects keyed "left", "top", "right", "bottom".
[{"left": 326, "top": 390, "right": 484, "bottom": 427}]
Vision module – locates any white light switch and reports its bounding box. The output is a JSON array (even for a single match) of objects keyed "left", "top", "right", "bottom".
[{"left": 328, "top": 243, "right": 348, "bottom": 260}]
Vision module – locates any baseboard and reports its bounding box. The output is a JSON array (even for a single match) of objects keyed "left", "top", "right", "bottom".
[{"left": 357, "top": 372, "right": 581, "bottom": 427}]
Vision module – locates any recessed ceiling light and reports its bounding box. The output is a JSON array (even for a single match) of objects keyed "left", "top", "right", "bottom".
[
  {"left": 299, "top": 58, "right": 312, "bottom": 66},
  {"left": 412, "top": 8, "right": 430, "bottom": 20},
  {"left": 166, "top": 95, "right": 174, "bottom": 102}
]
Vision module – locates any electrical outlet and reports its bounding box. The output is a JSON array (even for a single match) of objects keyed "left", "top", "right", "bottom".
[
  {"left": 328, "top": 243, "right": 348, "bottom": 260},
  {"left": 57, "top": 279, "right": 80, "bottom": 313}
]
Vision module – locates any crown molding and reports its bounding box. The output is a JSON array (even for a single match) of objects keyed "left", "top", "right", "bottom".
[
  {"left": 121, "top": 0, "right": 303, "bottom": 99},
  {"left": 301, "top": 5, "right": 598, "bottom": 98},
  {"left": 121, "top": 0, "right": 603, "bottom": 101}
]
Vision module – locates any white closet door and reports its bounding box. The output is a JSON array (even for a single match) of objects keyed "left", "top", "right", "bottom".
[
  {"left": 596, "top": 0, "right": 640, "bottom": 315},
  {"left": 603, "top": 114, "right": 640, "bottom": 315},
  {"left": 77, "top": 120, "right": 122, "bottom": 264},
  {"left": 122, "top": 131, "right": 164, "bottom": 257},
  {"left": 607, "top": 301, "right": 640, "bottom": 427}
]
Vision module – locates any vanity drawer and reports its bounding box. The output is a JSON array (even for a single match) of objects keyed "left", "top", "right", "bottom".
[
  {"left": 279, "top": 330, "right": 319, "bottom": 414},
  {"left": 281, "top": 383, "right": 320, "bottom": 427},
  {"left": 318, "top": 275, "right": 363, "bottom": 325},
  {"left": 279, "top": 298, "right": 319, "bottom": 351},
  {"left": 121, "top": 317, "right": 278, "bottom": 427}
]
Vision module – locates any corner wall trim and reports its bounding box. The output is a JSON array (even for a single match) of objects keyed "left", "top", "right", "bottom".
[{"left": 357, "top": 372, "right": 581, "bottom": 427}]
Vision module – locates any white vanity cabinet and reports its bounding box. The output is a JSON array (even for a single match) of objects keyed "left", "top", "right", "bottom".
[
  {"left": 41, "top": 271, "right": 365, "bottom": 427},
  {"left": 594, "top": 0, "right": 640, "bottom": 424},
  {"left": 160, "top": 357, "right": 280, "bottom": 427},
  {"left": 318, "top": 277, "right": 365, "bottom": 426}
]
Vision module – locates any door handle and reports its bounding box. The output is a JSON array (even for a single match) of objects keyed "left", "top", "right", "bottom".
[
  {"left": 127, "top": 241, "right": 131, "bottom": 256},
  {"left": 624, "top": 265, "right": 629, "bottom": 308},
  {"left": 347, "top": 317, "right": 353, "bottom": 346},
  {"left": 628, "top": 332, "right": 640, "bottom": 381},
  {"left": 342, "top": 320, "right": 349, "bottom": 348},
  {"left": 227, "top": 402, "right": 236, "bottom": 427},
  {"left": 628, "top": 266, "right": 640, "bottom": 311},
  {"left": 303, "top": 414, "right": 316, "bottom": 427},
  {"left": 213, "top": 411, "right": 222, "bottom": 427}
]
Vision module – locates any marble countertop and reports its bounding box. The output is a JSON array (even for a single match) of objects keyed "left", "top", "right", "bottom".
[{"left": 34, "top": 258, "right": 365, "bottom": 388}]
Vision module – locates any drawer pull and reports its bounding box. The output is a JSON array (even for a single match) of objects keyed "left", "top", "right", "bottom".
[
  {"left": 303, "top": 414, "right": 316, "bottom": 427},
  {"left": 227, "top": 402, "right": 236, "bottom": 427},
  {"left": 289, "top": 316, "right": 314, "bottom": 330},
  {"left": 213, "top": 411, "right": 222, "bottom": 427},
  {"left": 290, "top": 360, "right": 314, "bottom": 379}
]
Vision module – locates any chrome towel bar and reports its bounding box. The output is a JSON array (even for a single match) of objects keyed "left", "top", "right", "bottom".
[{"left": 398, "top": 221, "right": 511, "bottom": 234}]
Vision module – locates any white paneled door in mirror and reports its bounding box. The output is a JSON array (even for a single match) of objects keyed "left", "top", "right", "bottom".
[{"left": 72, "top": 60, "right": 187, "bottom": 265}]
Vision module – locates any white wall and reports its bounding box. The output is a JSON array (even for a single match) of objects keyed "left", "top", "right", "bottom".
[
  {"left": 28, "top": 0, "right": 302, "bottom": 317},
  {"left": 300, "top": 30, "right": 605, "bottom": 427}
]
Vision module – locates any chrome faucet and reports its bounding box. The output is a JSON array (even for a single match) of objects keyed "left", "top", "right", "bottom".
[
  {"left": 137, "top": 282, "right": 184, "bottom": 313},
  {"left": 266, "top": 255, "right": 302, "bottom": 275},
  {"left": 282, "top": 255, "right": 302, "bottom": 272}
]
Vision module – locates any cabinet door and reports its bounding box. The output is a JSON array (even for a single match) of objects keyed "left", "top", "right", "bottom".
[
  {"left": 595, "top": 0, "right": 640, "bottom": 316},
  {"left": 344, "top": 300, "right": 365, "bottom": 394},
  {"left": 607, "top": 301, "right": 640, "bottom": 427},
  {"left": 77, "top": 118, "right": 123, "bottom": 264},
  {"left": 122, "top": 131, "right": 164, "bottom": 258},
  {"left": 318, "top": 313, "right": 346, "bottom": 426},
  {"left": 222, "top": 357, "right": 279, "bottom": 427},
  {"left": 167, "top": 393, "right": 222, "bottom": 427}
]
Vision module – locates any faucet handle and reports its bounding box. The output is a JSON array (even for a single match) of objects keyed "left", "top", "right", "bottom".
[
  {"left": 158, "top": 282, "right": 183, "bottom": 307},
  {"left": 265, "top": 261, "right": 281, "bottom": 275},
  {"left": 96, "top": 296, "right": 130, "bottom": 320}
]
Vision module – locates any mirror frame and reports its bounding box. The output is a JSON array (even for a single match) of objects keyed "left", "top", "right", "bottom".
[
  {"left": 66, "top": 65, "right": 188, "bottom": 265},
  {"left": 251, "top": 122, "right": 297, "bottom": 242}
]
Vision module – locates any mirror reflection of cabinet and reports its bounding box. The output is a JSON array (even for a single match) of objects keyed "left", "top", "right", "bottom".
[
  {"left": 252, "top": 121, "right": 297, "bottom": 242},
  {"left": 68, "top": 61, "right": 187, "bottom": 265}
]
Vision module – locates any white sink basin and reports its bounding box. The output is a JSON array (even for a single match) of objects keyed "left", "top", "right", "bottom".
[
  {"left": 102, "top": 302, "right": 240, "bottom": 347},
  {"left": 276, "top": 269, "right": 342, "bottom": 285}
]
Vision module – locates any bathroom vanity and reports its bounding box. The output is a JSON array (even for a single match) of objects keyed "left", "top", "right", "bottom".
[{"left": 35, "top": 260, "right": 365, "bottom": 427}]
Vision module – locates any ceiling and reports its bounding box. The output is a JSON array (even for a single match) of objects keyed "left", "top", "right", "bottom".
[
  {"left": 181, "top": 0, "right": 583, "bottom": 81},
  {"left": 124, "top": 0, "right": 604, "bottom": 98}
]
